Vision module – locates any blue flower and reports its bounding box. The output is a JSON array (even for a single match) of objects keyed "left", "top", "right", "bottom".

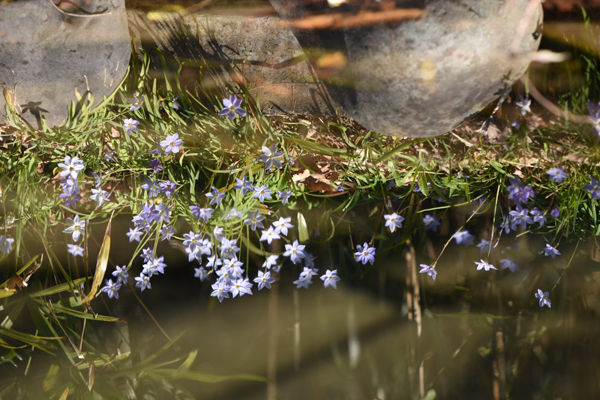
[
  {"left": 453, "top": 230, "right": 474, "bottom": 247},
  {"left": 320, "top": 269, "right": 341, "bottom": 289},
  {"left": 476, "top": 239, "right": 497, "bottom": 255},
  {"left": 63, "top": 215, "right": 87, "bottom": 243},
  {"left": 150, "top": 158, "right": 163, "bottom": 173},
  {"left": 59, "top": 187, "right": 81, "bottom": 209},
  {"left": 423, "top": 214, "right": 441, "bottom": 232},
  {"left": 419, "top": 264, "right": 437, "bottom": 281},
  {"left": 67, "top": 244, "right": 84, "bottom": 257},
  {"left": 252, "top": 185, "right": 273, "bottom": 203},
  {"left": 206, "top": 186, "right": 226, "bottom": 207},
  {"left": 134, "top": 273, "right": 151, "bottom": 291},
  {"left": 283, "top": 240, "right": 306, "bottom": 264},
  {"left": 293, "top": 274, "right": 313, "bottom": 289},
  {"left": 588, "top": 102, "right": 600, "bottom": 134},
  {"left": 530, "top": 207, "right": 546, "bottom": 227},
  {"left": 515, "top": 94, "right": 532, "bottom": 116},
  {"left": 141, "top": 177, "right": 159, "bottom": 198},
  {"left": 0, "top": 235, "right": 14, "bottom": 256},
  {"left": 584, "top": 177, "right": 600, "bottom": 199},
  {"left": 257, "top": 145, "right": 284, "bottom": 170},
  {"left": 543, "top": 243, "right": 560, "bottom": 259},
  {"left": 243, "top": 210, "right": 265, "bottom": 231},
  {"left": 546, "top": 168, "right": 567, "bottom": 183},
  {"left": 277, "top": 190, "right": 292, "bottom": 205},
  {"left": 273, "top": 217, "right": 293, "bottom": 236},
  {"left": 550, "top": 207, "right": 560, "bottom": 218},
  {"left": 211, "top": 282, "right": 230, "bottom": 302},
  {"left": 159, "top": 225, "right": 175, "bottom": 241},
  {"left": 499, "top": 258, "right": 520, "bottom": 273},
  {"left": 123, "top": 118, "right": 139, "bottom": 136},
  {"left": 230, "top": 278, "right": 253, "bottom": 297},
  {"left": 218, "top": 95, "right": 246, "bottom": 120},
  {"left": 384, "top": 213, "right": 404, "bottom": 233},
  {"left": 233, "top": 176, "right": 253, "bottom": 196},
  {"left": 160, "top": 133, "right": 184, "bottom": 154},
  {"left": 262, "top": 254, "right": 279, "bottom": 270},
  {"left": 101, "top": 279, "right": 121, "bottom": 299},
  {"left": 355, "top": 242, "right": 376, "bottom": 265},
  {"left": 254, "top": 270, "right": 276, "bottom": 290},
  {"left": 506, "top": 177, "right": 534, "bottom": 204},
  {"left": 535, "top": 289, "right": 551, "bottom": 308},
  {"left": 260, "top": 227, "right": 281, "bottom": 245},
  {"left": 509, "top": 206, "right": 533, "bottom": 230},
  {"left": 126, "top": 227, "right": 143, "bottom": 243},
  {"left": 112, "top": 265, "right": 129, "bottom": 284},
  {"left": 159, "top": 181, "right": 177, "bottom": 197},
  {"left": 58, "top": 155, "right": 85, "bottom": 180},
  {"left": 194, "top": 266, "right": 209, "bottom": 282},
  {"left": 90, "top": 188, "right": 110, "bottom": 207},
  {"left": 475, "top": 259, "right": 497, "bottom": 271}
]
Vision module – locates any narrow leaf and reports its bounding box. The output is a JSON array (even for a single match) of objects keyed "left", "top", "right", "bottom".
[{"left": 81, "top": 214, "right": 113, "bottom": 304}]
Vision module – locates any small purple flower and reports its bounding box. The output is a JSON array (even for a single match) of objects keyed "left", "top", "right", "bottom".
[
  {"left": 253, "top": 185, "right": 273, "bottom": 203},
  {"left": 530, "top": 207, "right": 546, "bottom": 227},
  {"left": 159, "top": 180, "right": 177, "bottom": 197},
  {"left": 59, "top": 189, "right": 81, "bottom": 209},
  {"left": 283, "top": 240, "right": 306, "bottom": 264},
  {"left": 277, "top": 190, "right": 292, "bottom": 205},
  {"left": 150, "top": 158, "right": 163, "bottom": 173},
  {"left": 476, "top": 239, "right": 497, "bottom": 255},
  {"left": 543, "top": 243, "right": 560, "bottom": 259},
  {"left": 546, "top": 168, "right": 567, "bottom": 184},
  {"left": 260, "top": 227, "right": 281, "bottom": 245},
  {"left": 320, "top": 269, "right": 341, "bottom": 289},
  {"left": 123, "top": 118, "right": 139, "bottom": 136},
  {"left": 243, "top": 210, "right": 265, "bottom": 231},
  {"left": 90, "top": 188, "right": 110, "bottom": 207},
  {"left": 101, "top": 279, "right": 121, "bottom": 299},
  {"left": 499, "top": 258, "right": 521, "bottom": 273},
  {"left": 355, "top": 242, "right": 376, "bottom": 265},
  {"left": 293, "top": 274, "right": 313, "bottom": 289},
  {"left": 233, "top": 176, "right": 253, "bottom": 196},
  {"left": 419, "top": 264, "right": 437, "bottom": 281},
  {"left": 506, "top": 177, "right": 534, "bottom": 204},
  {"left": 509, "top": 206, "right": 533, "bottom": 231},
  {"left": 584, "top": 177, "right": 600, "bottom": 199},
  {"left": 423, "top": 214, "right": 441, "bottom": 232},
  {"left": 272, "top": 217, "right": 293, "bottom": 236},
  {"left": 58, "top": 155, "right": 85, "bottom": 180},
  {"left": 206, "top": 186, "right": 226, "bottom": 207},
  {"left": 589, "top": 102, "right": 600, "bottom": 134},
  {"left": 194, "top": 266, "right": 209, "bottom": 282},
  {"left": 141, "top": 177, "right": 160, "bottom": 198},
  {"left": 135, "top": 273, "right": 151, "bottom": 291},
  {"left": 230, "top": 278, "right": 253, "bottom": 297},
  {"left": 384, "top": 213, "right": 404, "bottom": 233},
  {"left": 257, "top": 145, "right": 284, "bottom": 170},
  {"left": 515, "top": 94, "right": 532, "bottom": 116},
  {"left": 159, "top": 225, "right": 176, "bottom": 241},
  {"left": 126, "top": 227, "right": 143, "bottom": 243},
  {"left": 475, "top": 259, "right": 497, "bottom": 271},
  {"left": 535, "top": 289, "right": 551, "bottom": 308},
  {"left": 160, "top": 133, "right": 184, "bottom": 155},
  {"left": 262, "top": 254, "right": 279, "bottom": 269},
  {"left": 453, "top": 230, "right": 474, "bottom": 247},
  {"left": 67, "top": 244, "right": 84, "bottom": 257},
  {"left": 551, "top": 207, "right": 560, "bottom": 218},
  {"left": 211, "top": 282, "right": 230, "bottom": 302},
  {"left": 112, "top": 265, "right": 129, "bottom": 284},
  {"left": 218, "top": 95, "right": 247, "bottom": 120},
  {"left": 254, "top": 270, "right": 276, "bottom": 290}
]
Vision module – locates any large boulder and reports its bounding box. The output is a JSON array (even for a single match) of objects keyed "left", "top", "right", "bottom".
[
  {"left": 269, "top": 0, "right": 543, "bottom": 138},
  {"left": 0, "top": 0, "right": 130, "bottom": 128}
]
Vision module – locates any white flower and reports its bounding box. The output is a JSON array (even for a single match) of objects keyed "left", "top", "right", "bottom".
[{"left": 63, "top": 215, "right": 87, "bottom": 242}]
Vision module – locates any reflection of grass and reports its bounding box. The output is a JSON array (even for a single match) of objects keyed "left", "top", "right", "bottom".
[{"left": 3, "top": 13, "right": 600, "bottom": 398}]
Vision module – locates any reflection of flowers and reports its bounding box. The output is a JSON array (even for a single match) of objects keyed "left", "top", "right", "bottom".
[{"left": 535, "top": 289, "right": 551, "bottom": 308}]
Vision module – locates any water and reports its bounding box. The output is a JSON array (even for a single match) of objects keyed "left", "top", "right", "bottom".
[{"left": 2, "top": 1, "right": 600, "bottom": 399}]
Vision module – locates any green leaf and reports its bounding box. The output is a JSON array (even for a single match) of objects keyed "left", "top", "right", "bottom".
[
  {"left": 297, "top": 212, "right": 309, "bottom": 243},
  {"left": 81, "top": 215, "right": 112, "bottom": 304}
]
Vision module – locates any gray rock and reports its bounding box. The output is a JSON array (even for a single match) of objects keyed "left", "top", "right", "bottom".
[
  {"left": 269, "top": 0, "right": 544, "bottom": 137},
  {"left": 0, "top": 0, "right": 130, "bottom": 128},
  {"left": 126, "top": 11, "right": 337, "bottom": 116}
]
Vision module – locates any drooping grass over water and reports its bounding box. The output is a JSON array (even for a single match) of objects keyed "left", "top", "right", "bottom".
[{"left": 3, "top": 13, "right": 600, "bottom": 397}]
